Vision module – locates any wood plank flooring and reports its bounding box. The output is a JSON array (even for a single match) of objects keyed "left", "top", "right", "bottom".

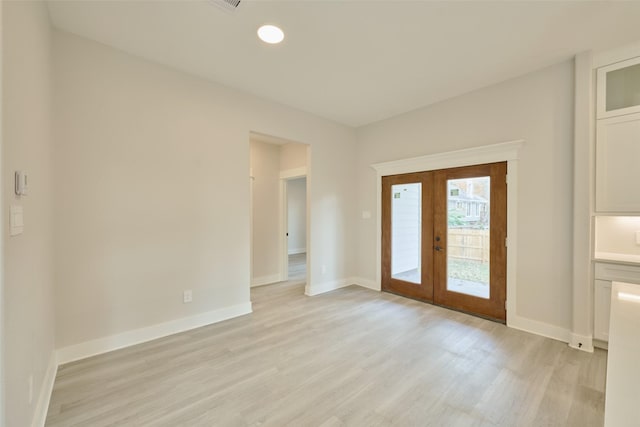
[
  {"left": 287, "top": 253, "right": 306, "bottom": 282},
  {"left": 46, "top": 282, "right": 607, "bottom": 426}
]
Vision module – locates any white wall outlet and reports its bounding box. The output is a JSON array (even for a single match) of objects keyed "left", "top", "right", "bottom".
[
  {"left": 636, "top": 231, "right": 640, "bottom": 245},
  {"left": 362, "top": 210, "right": 371, "bottom": 219},
  {"left": 183, "top": 290, "right": 192, "bottom": 303},
  {"left": 28, "top": 374, "right": 33, "bottom": 405},
  {"left": 321, "top": 265, "right": 327, "bottom": 276}
]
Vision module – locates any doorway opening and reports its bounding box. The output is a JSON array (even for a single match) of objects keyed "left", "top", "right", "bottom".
[
  {"left": 382, "top": 162, "right": 507, "bottom": 322},
  {"left": 249, "top": 132, "right": 308, "bottom": 292},
  {"left": 283, "top": 177, "right": 307, "bottom": 283}
]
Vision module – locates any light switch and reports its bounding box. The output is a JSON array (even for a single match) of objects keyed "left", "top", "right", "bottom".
[
  {"left": 10, "top": 205, "right": 24, "bottom": 236},
  {"left": 362, "top": 210, "right": 371, "bottom": 219}
]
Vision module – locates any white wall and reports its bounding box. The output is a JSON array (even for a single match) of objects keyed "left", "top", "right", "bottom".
[
  {"left": 280, "top": 143, "right": 307, "bottom": 171},
  {"left": 53, "top": 31, "right": 357, "bottom": 351},
  {"left": 287, "top": 178, "right": 307, "bottom": 255},
  {"left": 355, "top": 60, "right": 575, "bottom": 333},
  {"left": 1, "top": 3, "right": 4, "bottom": 423},
  {"left": 2, "top": 1, "right": 56, "bottom": 426},
  {"left": 250, "top": 139, "right": 281, "bottom": 284}
]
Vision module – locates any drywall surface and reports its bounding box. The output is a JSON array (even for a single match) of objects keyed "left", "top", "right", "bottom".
[
  {"left": 2, "top": 1, "right": 56, "bottom": 426},
  {"left": 287, "top": 178, "right": 307, "bottom": 254},
  {"left": 280, "top": 143, "right": 307, "bottom": 171},
  {"left": 355, "top": 60, "right": 575, "bottom": 331},
  {"left": 53, "top": 31, "right": 357, "bottom": 349},
  {"left": 250, "top": 140, "right": 281, "bottom": 283}
]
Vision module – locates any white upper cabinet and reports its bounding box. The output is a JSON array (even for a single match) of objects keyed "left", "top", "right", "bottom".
[
  {"left": 597, "top": 56, "right": 640, "bottom": 119},
  {"left": 596, "top": 113, "right": 640, "bottom": 212},
  {"left": 596, "top": 56, "right": 640, "bottom": 213}
]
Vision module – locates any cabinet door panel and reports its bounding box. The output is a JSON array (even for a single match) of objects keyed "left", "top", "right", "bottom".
[
  {"left": 596, "top": 113, "right": 640, "bottom": 212},
  {"left": 597, "top": 55, "right": 640, "bottom": 119},
  {"left": 594, "top": 279, "right": 612, "bottom": 341}
]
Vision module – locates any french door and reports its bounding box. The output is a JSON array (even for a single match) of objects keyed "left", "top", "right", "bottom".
[{"left": 381, "top": 162, "right": 507, "bottom": 322}]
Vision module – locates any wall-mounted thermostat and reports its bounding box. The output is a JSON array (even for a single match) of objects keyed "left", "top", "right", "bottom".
[{"left": 14, "top": 171, "right": 28, "bottom": 196}]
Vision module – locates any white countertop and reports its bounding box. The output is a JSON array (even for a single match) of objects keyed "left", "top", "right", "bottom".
[
  {"left": 594, "top": 251, "right": 640, "bottom": 266},
  {"left": 604, "top": 281, "right": 640, "bottom": 427}
]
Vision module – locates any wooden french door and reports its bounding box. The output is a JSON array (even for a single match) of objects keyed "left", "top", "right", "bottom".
[{"left": 381, "top": 162, "right": 507, "bottom": 322}]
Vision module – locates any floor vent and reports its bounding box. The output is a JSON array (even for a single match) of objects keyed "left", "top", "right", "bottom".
[{"left": 209, "top": 0, "right": 242, "bottom": 13}]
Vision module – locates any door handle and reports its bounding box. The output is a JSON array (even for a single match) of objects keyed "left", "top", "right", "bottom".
[{"left": 435, "top": 245, "right": 442, "bottom": 251}]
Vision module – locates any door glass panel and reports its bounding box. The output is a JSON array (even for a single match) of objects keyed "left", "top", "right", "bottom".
[
  {"left": 391, "top": 183, "right": 421, "bottom": 284},
  {"left": 446, "top": 177, "right": 490, "bottom": 299},
  {"left": 606, "top": 63, "right": 640, "bottom": 112}
]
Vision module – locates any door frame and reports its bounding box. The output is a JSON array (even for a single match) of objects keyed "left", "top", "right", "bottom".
[
  {"left": 371, "top": 140, "right": 523, "bottom": 325},
  {"left": 249, "top": 131, "right": 310, "bottom": 290},
  {"left": 279, "top": 168, "right": 307, "bottom": 281}
]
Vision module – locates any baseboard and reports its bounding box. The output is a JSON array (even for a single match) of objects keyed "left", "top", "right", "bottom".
[
  {"left": 31, "top": 352, "right": 58, "bottom": 427},
  {"left": 350, "top": 277, "right": 380, "bottom": 291},
  {"left": 569, "top": 333, "right": 594, "bottom": 353},
  {"left": 56, "top": 302, "right": 252, "bottom": 365},
  {"left": 305, "top": 277, "right": 381, "bottom": 296},
  {"left": 507, "top": 313, "right": 571, "bottom": 344},
  {"left": 287, "top": 248, "right": 306, "bottom": 255},
  {"left": 593, "top": 339, "right": 609, "bottom": 350},
  {"left": 251, "top": 274, "right": 281, "bottom": 287},
  {"left": 305, "top": 278, "right": 352, "bottom": 296}
]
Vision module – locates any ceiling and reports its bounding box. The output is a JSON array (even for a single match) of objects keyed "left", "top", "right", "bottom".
[{"left": 47, "top": 0, "right": 640, "bottom": 127}]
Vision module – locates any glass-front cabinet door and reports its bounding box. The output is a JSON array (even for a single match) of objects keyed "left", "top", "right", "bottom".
[{"left": 597, "top": 56, "right": 640, "bottom": 119}]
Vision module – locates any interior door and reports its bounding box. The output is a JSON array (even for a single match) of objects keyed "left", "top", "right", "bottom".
[
  {"left": 381, "top": 172, "right": 434, "bottom": 302},
  {"left": 381, "top": 162, "right": 507, "bottom": 322},
  {"left": 433, "top": 162, "right": 507, "bottom": 321}
]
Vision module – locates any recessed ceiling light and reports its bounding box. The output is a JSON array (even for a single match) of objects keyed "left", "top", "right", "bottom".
[{"left": 257, "top": 25, "right": 284, "bottom": 44}]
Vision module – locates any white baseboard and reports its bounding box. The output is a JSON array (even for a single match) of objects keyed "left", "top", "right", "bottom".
[
  {"left": 507, "top": 313, "right": 571, "bottom": 344},
  {"left": 287, "top": 248, "right": 306, "bottom": 255},
  {"left": 57, "top": 302, "right": 252, "bottom": 365},
  {"left": 251, "top": 274, "right": 281, "bottom": 287},
  {"left": 593, "top": 339, "right": 608, "bottom": 350},
  {"left": 350, "top": 277, "right": 380, "bottom": 291},
  {"left": 31, "top": 352, "right": 58, "bottom": 427},
  {"left": 305, "top": 278, "right": 352, "bottom": 296},
  {"left": 569, "top": 333, "right": 594, "bottom": 353},
  {"left": 304, "top": 277, "right": 380, "bottom": 296}
]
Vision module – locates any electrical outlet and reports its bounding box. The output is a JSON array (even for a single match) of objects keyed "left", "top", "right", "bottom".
[
  {"left": 321, "top": 265, "right": 327, "bottom": 276},
  {"left": 183, "top": 290, "right": 192, "bottom": 303},
  {"left": 28, "top": 375, "right": 33, "bottom": 405}
]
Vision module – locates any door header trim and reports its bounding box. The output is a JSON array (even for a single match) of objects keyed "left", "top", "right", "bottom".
[{"left": 371, "top": 140, "right": 524, "bottom": 177}]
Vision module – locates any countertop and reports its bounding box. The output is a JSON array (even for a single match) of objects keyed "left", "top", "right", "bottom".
[
  {"left": 604, "top": 281, "right": 640, "bottom": 426},
  {"left": 594, "top": 251, "right": 640, "bottom": 266}
]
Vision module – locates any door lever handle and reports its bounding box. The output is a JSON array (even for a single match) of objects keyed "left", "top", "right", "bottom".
[{"left": 435, "top": 245, "right": 442, "bottom": 251}]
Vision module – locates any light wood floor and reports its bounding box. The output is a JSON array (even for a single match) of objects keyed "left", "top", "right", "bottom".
[
  {"left": 46, "top": 282, "right": 607, "bottom": 426},
  {"left": 287, "top": 253, "right": 306, "bottom": 282}
]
